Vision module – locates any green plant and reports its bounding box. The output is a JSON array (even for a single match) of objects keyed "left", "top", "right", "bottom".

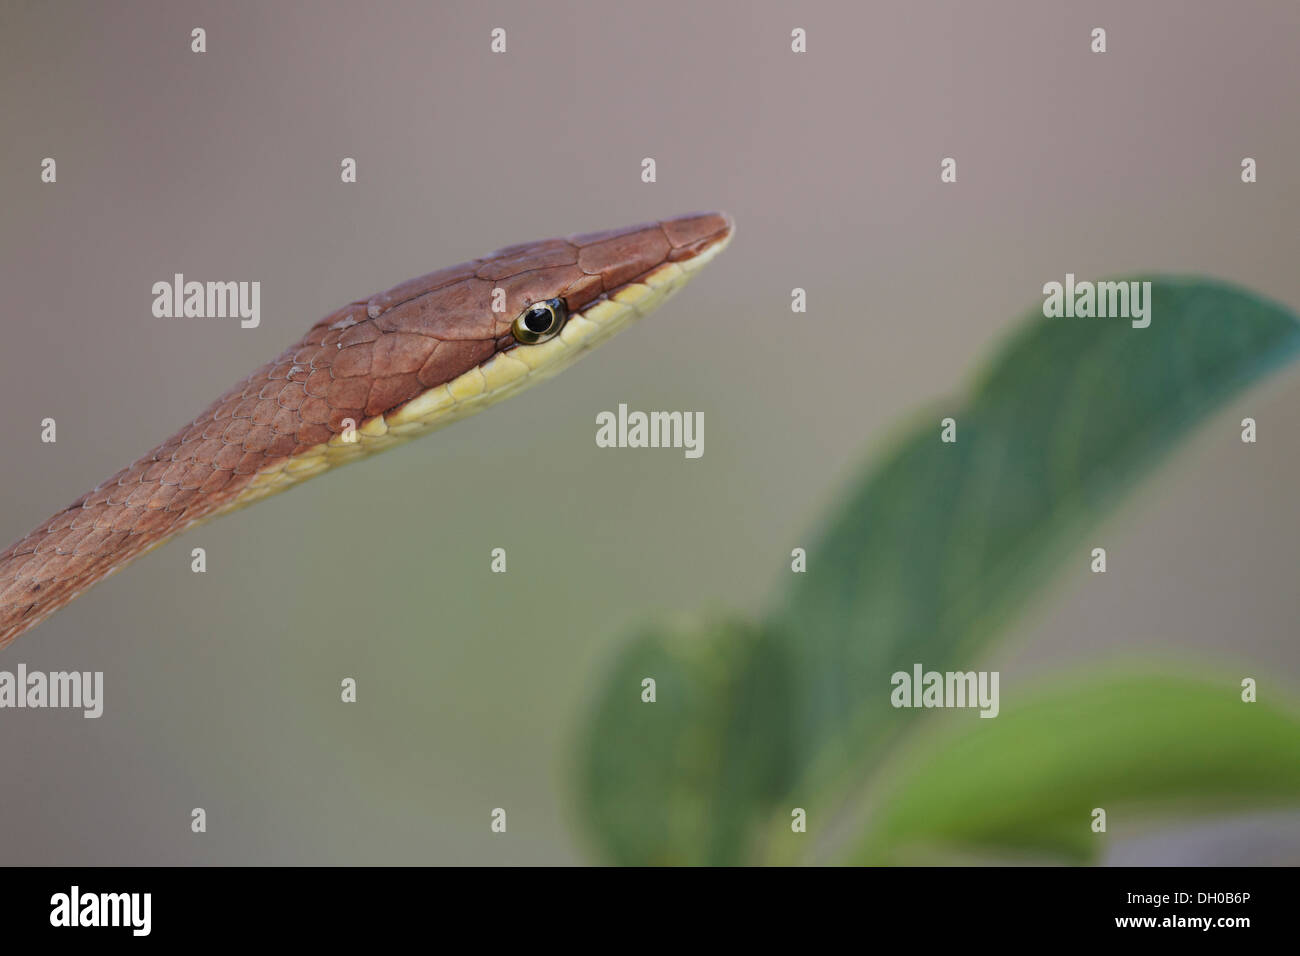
[{"left": 575, "top": 277, "right": 1300, "bottom": 865}]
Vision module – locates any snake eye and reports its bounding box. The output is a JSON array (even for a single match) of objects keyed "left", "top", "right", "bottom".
[{"left": 511, "top": 298, "right": 567, "bottom": 344}]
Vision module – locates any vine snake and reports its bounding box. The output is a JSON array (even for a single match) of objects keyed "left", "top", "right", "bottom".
[{"left": 0, "top": 212, "right": 734, "bottom": 648}]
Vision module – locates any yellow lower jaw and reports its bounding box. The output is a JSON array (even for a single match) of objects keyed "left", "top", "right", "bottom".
[{"left": 216, "top": 237, "right": 728, "bottom": 516}]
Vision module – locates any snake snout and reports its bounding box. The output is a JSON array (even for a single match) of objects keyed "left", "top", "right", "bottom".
[{"left": 660, "top": 211, "right": 734, "bottom": 262}]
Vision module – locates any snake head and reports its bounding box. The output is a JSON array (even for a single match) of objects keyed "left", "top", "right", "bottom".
[{"left": 337, "top": 212, "right": 736, "bottom": 428}]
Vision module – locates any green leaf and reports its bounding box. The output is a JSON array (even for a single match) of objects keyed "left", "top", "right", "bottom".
[
  {"left": 771, "top": 277, "right": 1300, "bottom": 812},
  {"left": 576, "top": 277, "right": 1300, "bottom": 864},
  {"left": 574, "top": 614, "right": 795, "bottom": 865},
  {"left": 853, "top": 674, "right": 1300, "bottom": 864}
]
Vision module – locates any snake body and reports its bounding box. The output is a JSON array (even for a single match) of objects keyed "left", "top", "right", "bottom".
[{"left": 0, "top": 212, "right": 733, "bottom": 648}]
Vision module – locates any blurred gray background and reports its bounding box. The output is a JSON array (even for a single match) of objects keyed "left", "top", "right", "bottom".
[{"left": 1, "top": 0, "right": 1298, "bottom": 864}]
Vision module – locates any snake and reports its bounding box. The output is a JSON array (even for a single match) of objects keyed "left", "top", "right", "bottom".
[{"left": 0, "top": 212, "right": 734, "bottom": 649}]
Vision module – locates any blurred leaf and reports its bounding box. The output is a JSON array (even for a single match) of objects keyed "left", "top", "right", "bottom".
[
  {"left": 575, "top": 614, "right": 794, "bottom": 864},
  {"left": 853, "top": 674, "right": 1300, "bottom": 864},
  {"left": 772, "top": 277, "right": 1300, "bottom": 808},
  {"left": 578, "top": 277, "right": 1300, "bottom": 864}
]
